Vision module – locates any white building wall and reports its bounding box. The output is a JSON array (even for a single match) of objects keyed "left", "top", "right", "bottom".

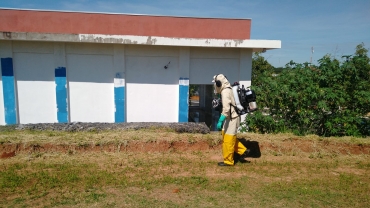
[
  {"left": 179, "top": 47, "right": 190, "bottom": 78},
  {"left": 13, "top": 41, "right": 57, "bottom": 124},
  {"left": 189, "top": 47, "right": 241, "bottom": 84},
  {"left": 0, "top": 40, "right": 254, "bottom": 124},
  {"left": 53, "top": 43, "right": 66, "bottom": 69},
  {"left": 125, "top": 45, "right": 179, "bottom": 122},
  {"left": 66, "top": 43, "right": 115, "bottom": 122},
  {"left": 239, "top": 49, "right": 253, "bottom": 87},
  {"left": 13, "top": 53, "right": 56, "bottom": 123}
]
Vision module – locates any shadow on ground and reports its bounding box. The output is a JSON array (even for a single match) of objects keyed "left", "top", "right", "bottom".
[{"left": 234, "top": 138, "right": 261, "bottom": 164}]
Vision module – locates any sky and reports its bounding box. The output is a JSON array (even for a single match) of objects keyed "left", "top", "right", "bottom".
[{"left": 1, "top": 0, "right": 369, "bottom": 67}]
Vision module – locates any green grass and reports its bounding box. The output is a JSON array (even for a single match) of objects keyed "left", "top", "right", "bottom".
[
  {"left": 1, "top": 151, "right": 369, "bottom": 207},
  {"left": 0, "top": 130, "right": 369, "bottom": 207}
]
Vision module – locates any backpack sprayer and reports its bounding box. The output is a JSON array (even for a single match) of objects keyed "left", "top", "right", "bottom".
[{"left": 212, "top": 82, "right": 258, "bottom": 115}]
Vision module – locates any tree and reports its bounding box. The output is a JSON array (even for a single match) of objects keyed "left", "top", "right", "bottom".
[
  {"left": 244, "top": 43, "right": 370, "bottom": 137},
  {"left": 250, "top": 53, "right": 275, "bottom": 109},
  {"left": 251, "top": 52, "right": 274, "bottom": 86}
]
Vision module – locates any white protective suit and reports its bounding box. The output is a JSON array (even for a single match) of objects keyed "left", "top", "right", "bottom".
[{"left": 213, "top": 74, "right": 248, "bottom": 166}]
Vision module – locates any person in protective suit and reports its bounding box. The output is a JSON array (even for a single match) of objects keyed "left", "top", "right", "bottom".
[{"left": 212, "top": 74, "right": 249, "bottom": 166}]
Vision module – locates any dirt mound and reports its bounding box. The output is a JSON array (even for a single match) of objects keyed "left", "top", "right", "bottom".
[
  {"left": 1, "top": 123, "right": 369, "bottom": 159},
  {"left": 1, "top": 135, "right": 369, "bottom": 159}
]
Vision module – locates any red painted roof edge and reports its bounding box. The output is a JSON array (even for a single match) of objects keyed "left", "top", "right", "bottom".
[{"left": 0, "top": 8, "right": 251, "bottom": 39}]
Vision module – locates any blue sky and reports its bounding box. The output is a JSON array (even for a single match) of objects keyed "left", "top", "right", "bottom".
[{"left": 1, "top": 0, "right": 369, "bottom": 67}]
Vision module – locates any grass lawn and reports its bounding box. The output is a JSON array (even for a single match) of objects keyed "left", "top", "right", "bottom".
[{"left": 1, "top": 129, "right": 369, "bottom": 207}]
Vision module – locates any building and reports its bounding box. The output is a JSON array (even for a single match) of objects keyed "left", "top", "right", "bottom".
[{"left": 0, "top": 8, "right": 281, "bottom": 128}]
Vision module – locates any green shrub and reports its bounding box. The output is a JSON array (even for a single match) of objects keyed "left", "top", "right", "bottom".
[{"left": 244, "top": 43, "right": 370, "bottom": 137}]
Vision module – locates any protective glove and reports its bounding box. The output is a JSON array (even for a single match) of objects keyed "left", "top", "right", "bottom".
[{"left": 217, "top": 114, "right": 226, "bottom": 131}]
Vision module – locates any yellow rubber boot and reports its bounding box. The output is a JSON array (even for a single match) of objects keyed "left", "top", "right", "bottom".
[
  {"left": 222, "top": 134, "right": 236, "bottom": 165},
  {"left": 234, "top": 136, "right": 247, "bottom": 155}
]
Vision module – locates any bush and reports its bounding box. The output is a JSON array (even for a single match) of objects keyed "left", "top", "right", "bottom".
[{"left": 244, "top": 43, "right": 370, "bottom": 137}]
